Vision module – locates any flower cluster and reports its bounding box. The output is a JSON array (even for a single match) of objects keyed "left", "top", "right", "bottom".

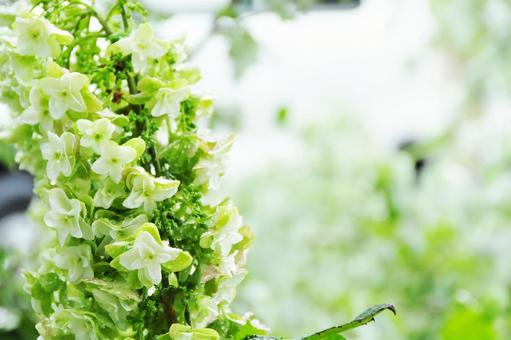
[{"left": 0, "top": 1, "right": 261, "bottom": 339}]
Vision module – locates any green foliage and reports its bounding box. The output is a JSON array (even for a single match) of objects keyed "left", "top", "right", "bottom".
[{"left": 233, "top": 115, "right": 511, "bottom": 338}]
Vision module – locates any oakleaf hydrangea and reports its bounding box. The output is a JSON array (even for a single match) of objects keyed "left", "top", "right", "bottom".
[{"left": 0, "top": 0, "right": 263, "bottom": 338}]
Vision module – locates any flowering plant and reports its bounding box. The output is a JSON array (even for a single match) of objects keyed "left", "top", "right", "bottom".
[
  {"left": 0, "top": 1, "right": 393, "bottom": 339},
  {"left": 0, "top": 0, "right": 257, "bottom": 338}
]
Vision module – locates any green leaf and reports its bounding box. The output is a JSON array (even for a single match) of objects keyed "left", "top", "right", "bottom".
[
  {"left": 302, "top": 304, "right": 396, "bottom": 340},
  {"left": 314, "top": 336, "right": 346, "bottom": 340}
]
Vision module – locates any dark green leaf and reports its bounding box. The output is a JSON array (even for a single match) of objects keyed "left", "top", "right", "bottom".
[{"left": 302, "top": 304, "right": 396, "bottom": 340}]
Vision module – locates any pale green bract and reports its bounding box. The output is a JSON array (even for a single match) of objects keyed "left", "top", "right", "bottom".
[
  {"left": 168, "top": 323, "right": 220, "bottom": 340},
  {"left": 0, "top": 1, "right": 261, "bottom": 339}
]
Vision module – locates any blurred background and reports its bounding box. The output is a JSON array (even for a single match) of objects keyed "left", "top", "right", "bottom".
[{"left": 3, "top": 0, "right": 511, "bottom": 339}]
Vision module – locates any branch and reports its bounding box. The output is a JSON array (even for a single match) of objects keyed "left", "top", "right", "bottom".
[{"left": 71, "top": 0, "right": 113, "bottom": 35}]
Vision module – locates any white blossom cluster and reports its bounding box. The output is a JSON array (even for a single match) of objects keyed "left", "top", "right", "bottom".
[{"left": 0, "top": 3, "right": 260, "bottom": 339}]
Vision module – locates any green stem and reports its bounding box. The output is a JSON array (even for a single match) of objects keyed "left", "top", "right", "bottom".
[
  {"left": 105, "top": 2, "right": 119, "bottom": 23},
  {"left": 72, "top": 1, "right": 113, "bottom": 35},
  {"left": 119, "top": 0, "right": 131, "bottom": 32}
]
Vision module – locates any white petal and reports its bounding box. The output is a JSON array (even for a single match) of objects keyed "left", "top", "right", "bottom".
[
  {"left": 67, "top": 265, "right": 82, "bottom": 282},
  {"left": 93, "top": 190, "right": 113, "bottom": 209},
  {"left": 91, "top": 158, "right": 109, "bottom": 175},
  {"left": 49, "top": 98, "right": 67, "bottom": 119},
  {"left": 40, "top": 142, "right": 54, "bottom": 160},
  {"left": 48, "top": 188, "right": 72, "bottom": 212},
  {"left": 158, "top": 247, "right": 180, "bottom": 263},
  {"left": 60, "top": 159, "right": 72, "bottom": 177},
  {"left": 68, "top": 219, "right": 83, "bottom": 239},
  {"left": 56, "top": 228, "right": 69, "bottom": 246},
  {"left": 66, "top": 91, "right": 86, "bottom": 112},
  {"left": 46, "top": 162, "right": 60, "bottom": 184},
  {"left": 44, "top": 211, "right": 60, "bottom": 228},
  {"left": 135, "top": 23, "right": 154, "bottom": 41},
  {"left": 20, "top": 107, "right": 40, "bottom": 125},
  {"left": 77, "top": 119, "right": 93, "bottom": 134},
  {"left": 119, "top": 248, "right": 143, "bottom": 270},
  {"left": 131, "top": 54, "right": 146, "bottom": 74},
  {"left": 122, "top": 191, "right": 144, "bottom": 209},
  {"left": 146, "top": 262, "right": 162, "bottom": 284},
  {"left": 135, "top": 231, "right": 161, "bottom": 249},
  {"left": 66, "top": 73, "right": 89, "bottom": 93},
  {"left": 151, "top": 99, "right": 166, "bottom": 117},
  {"left": 118, "top": 146, "right": 136, "bottom": 163},
  {"left": 110, "top": 167, "right": 123, "bottom": 183}
]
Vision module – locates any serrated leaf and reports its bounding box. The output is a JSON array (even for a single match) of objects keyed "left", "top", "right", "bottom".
[{"left": 301, "top": 304, "right": 396, "bottom": 340}]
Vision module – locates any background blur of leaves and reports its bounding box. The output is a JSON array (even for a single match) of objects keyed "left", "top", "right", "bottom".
[{"left": 229, "top": 0, "right": 511, "bottom": 339}]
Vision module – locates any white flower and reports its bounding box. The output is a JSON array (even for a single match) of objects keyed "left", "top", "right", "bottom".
[
  {"left": 194, "top": 135, "right": 235, "bottom": 189},
  {"left": 67, "top": 317, "right": 96, "bottom": 340},
  {"left": 213, "top": 271, "right": 246, "bottom": 306},
  {"left": 123, "top": 166, "right": 180, "bottom": 212},
  {"left": 14, "top": 16, "right": 72, "bottom": 58},
  {"left": 54, "top": 245, "right": 94, "bottom": 283},
  {"left": 92, "top": 178, "right": 125, "bottom": 209},
  {"left": 44, "top": 188, "right": 93, "bottom": 245},
  {"left": 119, "top": 229, "right": 189, "bottom": 287},
  {"left": 116, "top": 23, "right": 170, "bottom": 73},
  {"left": 20, "top": 87, "right": 53, "bottom": 130},
  {"left": 212, "top": 212, "right": 243, "bottom": 257},
  {"left": 41, "top": 132, "right": 75, "bottom": 184},
  {"left": 77, "top": 118, "right": 117, "bottom": 153},
  {"left": 52, "top": 308, "right": 97, "bottom": 340},
  {"left": 151, "top": 87, "right": 190, "bottom": 118},
  {"left": 91, "top": 141, "right": 136, "bottom": 183},
  {"left": 36, "top": 72, "right": 88, "bottom": 119},
  {"left": 190, "top": 295, "right": 220, "bottom": 329},
  {"left": 201, "top": 203, "right": 244, "bottom": 257}
]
